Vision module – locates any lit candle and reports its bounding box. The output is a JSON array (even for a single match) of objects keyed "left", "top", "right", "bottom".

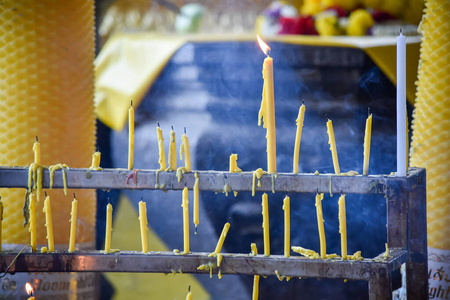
[
  {"left": 104, "top": 203, "right": 113, "bottom": 253},
  {"left": 315, "top": 193, "right": 326, "bottom": 259},
  {"left": 128, "top": 101, "right": 134, "bottom": 170},
  {"left": 214, "top": 219, "right": 230, "bottom": 254},
  {"left": 293, "top": 102, "right": 305, "bottom": 174},
  {"left": 139, "top": 200, "right": 148, "bottom": 253},
  {"left": 166, "top": 127, "right": 177, "bottom": 171},
  {"left": 326, "top": 119, "right": 340, "bottom": 174},
  {"left": 257, "top": 35, "right": 277, "bottom": 174},
  {"left": 186, "top": 285, "right": 192, "bottom": 300},
  {"left": 33, "top": 136, "right": 40, "bottom": 165},
  {"left": 193, "top": 172, "right": 199, "bottom": 233},
  {"left": 43, "top": 192, "right": 54, "bottom": 252},
  {"left": 363, "top": 110, "right": 372, "bottom": 175},
  {"left": 180, "top": 128, "right": 192, "bottom": 172},
  {"left": 68, "top": 194, "right": 78, "bottom": 253},
  {"left": 261, "top": 193, "right": 270, "bottom": 256},
  {"left": 0, "top": 198, "right": 3, "bottom": 252},
  {"left": 157, "top": 123, "right": 167, "bottom": 171},
  {"left": 338, "top": 194, "right": 347, "bottom": 260},
  {"left": 182, "top": 187, "right": 189, "bottom": 254},
  {"left": 251, "top": 243, "right": 260, "bottom": 300},
  {"left": 89, "top": 151, "right": 102, "bottom": 171},
  {"left": 282, "top": 195, "right": 290, "bottom": 257},
  {"left": 29, "top": 192, "right": 37, "bottom": 252},
  {"left": 397, "top": 29, "right": 407, "bottom": 176},
  {"left": 26, "top": 283, "right": 35, "bottom": 300}
]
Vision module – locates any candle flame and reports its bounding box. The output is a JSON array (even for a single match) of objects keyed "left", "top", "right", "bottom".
[
  {"left": 25, "top": 283, "right": 34, "bottom": 296},
  {"left": 256, "top": 35, "right": 270, "bottom": 55}
]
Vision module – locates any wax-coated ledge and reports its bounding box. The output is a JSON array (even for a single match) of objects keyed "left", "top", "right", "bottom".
[
  {"left": 0, "top": 249, "right": 408, "bottom": 280},
  {"left": 0, "top": 166, "right": 423, "bottom": 195}
]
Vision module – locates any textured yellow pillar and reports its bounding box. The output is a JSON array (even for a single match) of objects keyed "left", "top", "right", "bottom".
[
  {"left": 0, "top": 1, "right": 97, "bottom": 298},
  {"left": 410, "top": 0, "right": 449, "bottom": 294}
]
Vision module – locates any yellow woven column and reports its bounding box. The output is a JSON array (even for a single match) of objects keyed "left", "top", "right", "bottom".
[
  {"left": 410, "top": 0, "right": 449, "bottom": 294},
  {"left": 0, "top": 1, "right": 97, "bottom": 297}
]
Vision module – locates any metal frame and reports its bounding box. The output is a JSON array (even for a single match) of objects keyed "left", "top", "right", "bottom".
[{"left": 0, "top": 167, "right": 428, "bottom": 300}]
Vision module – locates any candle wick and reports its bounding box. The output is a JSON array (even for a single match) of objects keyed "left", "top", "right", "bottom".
[
  {"left": 171, "top": 125, "right": 174, "bottom": 131},
  {"left": 302, "top": 99, "right": 305, "bottom": 105},
  {"left": 157, "top": 122, "right": 160, "bottom": 127},
  {"left": 368, "top": 107, "right": 371, "bottom": 116},
  {"left": 184, "top": 127, "right": 186, "bottom": 134},
  {"left": 228, "top": 217, "right": 231, "bottom": 224},
  {"left": 130, "top": 100, "right": 133, "bottom": 107},
  {"left": 44, "top": 191, "right": 47, "bottom": 197},
  {"left": 194, "top": 226, "right": 198, "bottom": 234},
  {"left": 188, "top": 285, "right": 191, "bottom": 292},
  {"left": 400, "top": 28, "right": 403, "bottom": 34},
  {"left": 35, "top": 136, "right": 38, "bottom": 142},
  {"left": 73, "top": 193, "right": 76, "bottom": 199}
]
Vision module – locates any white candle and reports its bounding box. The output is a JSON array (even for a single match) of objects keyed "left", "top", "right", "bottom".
[{"left": 397, "top": 30, "right": 407, "bottom": 176}]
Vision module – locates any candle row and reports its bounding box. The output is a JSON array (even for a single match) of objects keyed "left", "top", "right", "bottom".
[
  {"left": 258, "top": 191, "right": 354, "bottom": 261},
  {"left": 21, "top": 191, "right": 78, "bottom": 253}
]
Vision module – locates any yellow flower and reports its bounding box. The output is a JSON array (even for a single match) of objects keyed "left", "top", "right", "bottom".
[
  {"left": 346, "top": 9, "right": 374, "bottom": 36},
  {"left": 315, "top": 15, "right": 342, "bottom": 36}
]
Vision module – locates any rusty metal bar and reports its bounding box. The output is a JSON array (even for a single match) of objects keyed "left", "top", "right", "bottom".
[
  {"left": 0, "top": 249, "right": 408, "bottom": 279},
  {"left": 0, "top": 166, "right": 423, "bottom": 194},
  {"left": 405, "top": 170, "right": 428, "bottom": 299}
]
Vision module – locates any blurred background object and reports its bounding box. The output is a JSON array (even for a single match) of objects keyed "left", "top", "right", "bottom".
[
  {"left": 0, "top": 0, "right": 97, "bottom": 298},
  {"left": 410, "top": 0, "right": 450, "bottom": 298}
]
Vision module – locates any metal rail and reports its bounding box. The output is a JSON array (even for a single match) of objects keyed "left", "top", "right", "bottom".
[
  {"left": 0, "top": 249, "right": 408, "bottom": 279},
  {"left": 0, "top": 166, "right": 423, "bottom": 194}
]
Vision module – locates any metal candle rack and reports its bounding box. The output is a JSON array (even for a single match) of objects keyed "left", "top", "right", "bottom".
[{"left": 0, "top": 166, "right": 427, "bottom": 300}]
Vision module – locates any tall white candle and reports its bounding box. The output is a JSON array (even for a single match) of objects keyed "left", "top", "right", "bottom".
[{"left": 396, "top": 30, "right": 407, "bottom": 176}]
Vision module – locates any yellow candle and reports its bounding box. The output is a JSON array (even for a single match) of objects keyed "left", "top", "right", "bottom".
[
  {"left": 182, "top": 187, "right": 189, "bottom": 254},
  {"left": 138, "top": 200, "right": 149, "bottom": 253},
  {"left": 128, "top": 101, "right": 134, "bottom": 170},
  {"left": 338, "top": 194, "right": 347, "bottom": 260},
  {"left": 229, "top": 154, "right": 242, "bottom": 173},
  {"left": 89, "top": 151, "right": 102, "bottom": 171},
  {"left": 180, "top": 130, "right": 191, "bottom": 172},
  {"left": 251, "top": 243, "right": 260, "bottom": 300},
  {"left": 193, "top": 172, "right": 199, "bottom": 233},
  {"left": 229, "top": 154, "right": 241, "bottom": 197},
  {"left": 261, "top": 193, "right": 270, "bottom": 256},
  {"left": 28, "top": 192, "right": 37, "bottom": 251},
  {"left": 257, "top": 35, "right": 276, "bottom": 174},
  {"left": 214, "top": 220, "right": 230, "bottom": 254},
  {"left": 166, "top": 129, "right": 177, "bottom": 171},
  {"left": 326, "top": 119, "right": 340, "bottom": 174},
  {"left": 0, "top": 198, "right": 3, "bottom": 252},
  {"left": 43, "top": 194, "right": 54, "bottom": 252},
  {"left": 186, "top": 286, "right": 192, "bottom": 300},
  {"left": 315, "top": 193, "right": 326, "bottom": 258},
  {"left": 363, "top": 113, "right": 372, "bottom": 175},
  {"left": 293, "top": 103, "right": 305, "bottom": 174},
  {"left": 104, "top": 203, "right": 113, "bottom": 253},
  {"left": 33, "top": 137, "right": 41, "bottom": 165},
  {"left": 282, "top": 195, "right": 290, "bottom": 257},
  {"left": 157, "top": 124, "right": 167, "bottom": 171},
  {"left": 68, "top": 196, "right": 78, "bottom": 253}
]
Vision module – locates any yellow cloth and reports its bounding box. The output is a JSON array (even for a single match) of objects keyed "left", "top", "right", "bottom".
[{"left": 95, "top": 34, "right": 421, "bottom": 130}]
